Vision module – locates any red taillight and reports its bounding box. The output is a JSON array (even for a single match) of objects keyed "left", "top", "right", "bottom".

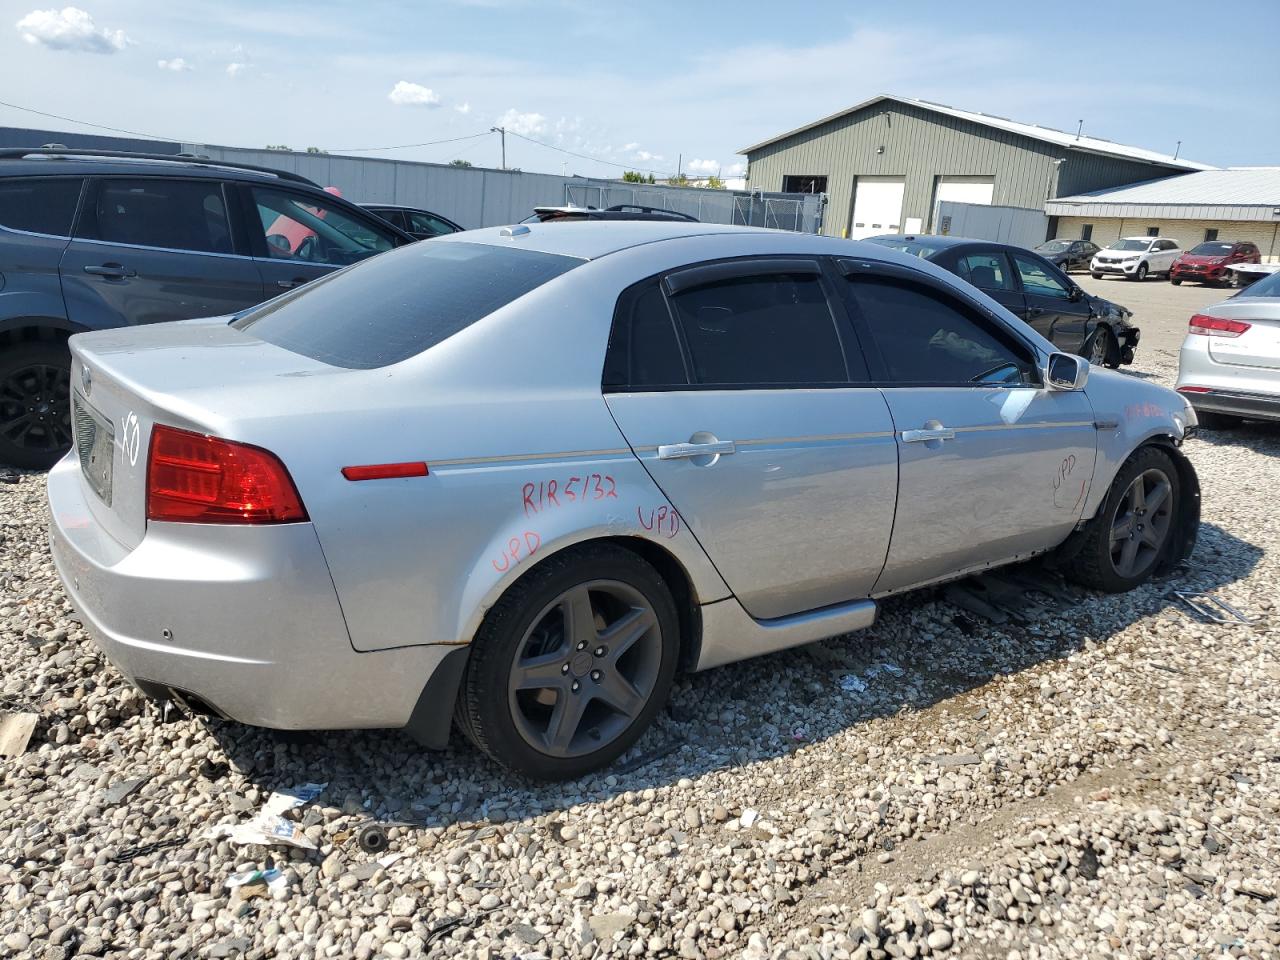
[
  {"left": 147, "top": 425, "right": 308, "bottom": 524},
  {"left": 1188, "top": 314, "right": 1250, "bottom": 338},
  {"left": 1176, "top": 385, "right": 1211, "bottom": 394}
]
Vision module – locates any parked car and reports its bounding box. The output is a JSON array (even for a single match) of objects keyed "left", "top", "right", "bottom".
[
  {"left": 865, "top": 235, "right": 1139, "bottom": 367},
  {"left": 1034, "top": 238, "right": 1101, "bottom": 273},
  {"left": 1176, "top": 267, "right": 1280, "bottom": 428},
  {"left": 361, "top": 203, "right": 463, "bottom": 240},
  {"left": 49, "top": 222, "right": 1200, "bottom": 779},
  {"left": 1090, "top": 237, "right": 1181, "bottom": 281},
  {"left": 0, "top": 148, "right": 413, "bottom": 469},
  {"left": 1170, "top": 240, "right": 1261, "bottom": 287},
  {"left": 524, "top": 204, "right": 699, "bottom": 223}
]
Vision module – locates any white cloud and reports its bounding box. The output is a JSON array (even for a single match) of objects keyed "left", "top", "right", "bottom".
[
  {"left": 685, "top": 158, "right": 721, "bottom": 175},
  {"left": 15, "top": 6, "right": 130, "bottom": 53},
  {"left": 723, "top": 161, "right": 746, "bottom": 177},
  {"left": 634, "top": 150, "right": 663, "bottom": 163},
  {"left": 497, "top": 108, "right": 546, "bottom": 137},
  {"left": 388, "top": 80, "right": 441, "bottom": 107},
  {"left": 225, "top": 61, "right": 246, "bottom": 77},
  {"left": 157, "top": 57, "right": 192, "bottom": 72},
  {"left": 622, "top": 142, "right": 639, "bottom": 152},
  {"left": 454, "top": 102, "right": 471, "bottom": 115}
]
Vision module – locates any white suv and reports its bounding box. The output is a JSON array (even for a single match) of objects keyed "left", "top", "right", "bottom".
[{"left": 1091, "top": 237, "right": 1181, "bottom": 282}]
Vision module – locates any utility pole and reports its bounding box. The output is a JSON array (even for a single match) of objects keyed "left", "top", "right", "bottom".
[
  {"left": 490, "top": 126, "right": 506, "bottom": 170},
  {"left": 1075, "top": 120, "right": 1083, "bottom": 140},
  {"left": 677, "top": 153, "right": 682, "bottom": 178},
  {"left": 1174, "top": 140, "right": 1182, "bottom": 160}
]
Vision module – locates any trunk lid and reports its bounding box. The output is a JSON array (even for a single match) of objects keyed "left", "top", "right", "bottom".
[
  {"left": 68, "top": 318, "right": 339, "bottom": 550},
  {"left": 1205, "top": 298, "right": 1280, "bottom": 371}
]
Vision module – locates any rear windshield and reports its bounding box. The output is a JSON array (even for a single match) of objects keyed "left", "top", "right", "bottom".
[
  {"left": 232, "top": 241, "right": 581, "bottom": 368},
  {"left": 1237, "top": 270, "right": 1280, "bottom": 299},
  {"left": 862, "top": 237, "right": 944, "bottom": 259}
]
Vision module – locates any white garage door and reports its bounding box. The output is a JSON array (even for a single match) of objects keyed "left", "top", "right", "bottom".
[
  {"left": 933, "top": 176, "right": 995, "bottom": 228},
  {"left": 849, "top": 176, "right": 905, "bottom": 240}
]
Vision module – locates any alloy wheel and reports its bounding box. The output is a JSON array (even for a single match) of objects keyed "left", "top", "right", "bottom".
[
  {"left": 1109, "top": 468, "right": 1173, "bottom": 579},
  {"left": 1089, "top": 331, "right": 1110, "bottom": 365},
  {"left": 507, "top": 580, "right": 663, "bottom": 759},
  {"left": 0, "top": 363, "right": 72, "bottom": 454}
]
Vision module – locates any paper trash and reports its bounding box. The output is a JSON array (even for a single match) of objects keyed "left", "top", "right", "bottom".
[{"left": 205, "top": 782, "right": 328, "bottom": 851}]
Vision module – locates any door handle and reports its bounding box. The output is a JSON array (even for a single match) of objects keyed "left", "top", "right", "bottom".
[
  {"left": 1026, "top": 306, "right": 1045, "bottom": 317},
  {"left": 658, "top": 440, "right": 736, "bottom": 460},
  {"left": 901, "top": 426, "right": 956, "bottom": 443},
  {"left": 83, "top": 263, "right": 136, "bottom": 279},
  {"left": 276, "top": 278, "right": 309, "bottom": 289}
]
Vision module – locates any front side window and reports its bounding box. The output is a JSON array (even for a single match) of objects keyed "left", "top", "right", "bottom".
[
  {"left": 1012, "top": 255, "right": 1071, "bottom": 299},
  {"left": 233, "top": 240, "right": 580, "bottom": 369},
  {"left": 847, "top": 277, "right": 1033, "bottom": 386},
  {"left": 0, "top": 178, "right": 82, "bottom": 236},
  {"left": 82, "top": 179, "right": 231, "bottom": 253},
  {"left": 667, "top": 273, "right": 847, "bottom": 386},
  {"left": 251, "top": 187, "right": 397, "bottom": 265},
  {"left": 955, "top": 252, "right": 1014, "bottom": 291}
]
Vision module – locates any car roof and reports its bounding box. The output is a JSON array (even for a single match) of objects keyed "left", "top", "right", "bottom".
[
  {"left": 1120, "top": 235, "right": 1162, "bottom": 241},
  {"left": 433, "top": 220, "right": 752, "bottom": 260},
  {"left": 0, "top": 150, "right": 317, "bottom": 187}
]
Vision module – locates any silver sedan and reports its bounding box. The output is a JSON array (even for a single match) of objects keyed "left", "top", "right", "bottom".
[{"left": 48, "top": 222, "right": 1201, "bottom": 779}]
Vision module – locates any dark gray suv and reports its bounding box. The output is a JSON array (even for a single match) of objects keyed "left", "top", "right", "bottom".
[{"left": 0, "top": 149, "right": 413, "bottom": 467}]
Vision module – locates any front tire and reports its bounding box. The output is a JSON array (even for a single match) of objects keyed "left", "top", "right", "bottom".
[
  {"left": 1065, "top": 446, "right": 1180, "bottom": 593},
  {"left": 1131, "top": 263, "right": 1148, "bottom": 282},
  {"left": 1083, "top": 327, "right": 1114, "bottom": 367},
  {"left": 1091, "top": 271, "right": 1103, "bottom": 280},
  {"left": 456, "top": 543, "right": 680, "bottom": 780},
  {"left": 1170, "top": 278, "right": 1182, "bottom": 286},
  {"left": 0, "top": 341, "right": 73, "bottom": 470}
]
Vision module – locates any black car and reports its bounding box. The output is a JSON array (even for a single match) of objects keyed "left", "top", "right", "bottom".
[
  {"left": 360, "top": 203, "right": 463, "bottom": 240},
  {"left": 866, "top": 234, "right": 1138, "bottom": 368},
  {"left": 524, "top": 204, "right": 699, "bottom": 224},
  {"left": 1034, "top": 238, "right": 1100, "bottom": 273},
  {"left": 0, "top": 148, "right": 413, "bottom": 467}
]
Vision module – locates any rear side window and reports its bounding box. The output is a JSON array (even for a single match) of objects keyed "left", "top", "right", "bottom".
[
  {"left": 233, "top": 240, "right": 581, "bottom": 369},
  {"left": 666, "top": 274, "right": 848, "bottom": 385},
  {"left": 81, "top": 179, "right": 232, "bottom": 254},
  {"left": 602, "top": 281, "right": 687, "bottom": 390},
  {"left": 0, "top": 178, "right": 82, "bottom": 236},
  {"left": 846, "top": 277, "right": 1034, "bottom": 385},
  {"left": 407, "top": 211, "right": 458, "bottom": 236},
  {"left": 955, "top": 252, "right": 1013, "bottom": 291}
]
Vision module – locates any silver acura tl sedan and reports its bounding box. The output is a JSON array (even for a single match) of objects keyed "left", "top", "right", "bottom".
[{"left": 48, "top": 222, "right": 1201, "bottom": 779}]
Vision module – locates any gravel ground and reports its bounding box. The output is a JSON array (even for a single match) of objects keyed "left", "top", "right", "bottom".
[{"left": 2, "top": 282, "right": 1278, "bottom": 960}]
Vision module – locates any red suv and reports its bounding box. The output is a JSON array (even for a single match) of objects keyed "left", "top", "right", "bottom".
[{"left": 1171, "top": 240, "right": 1261, "bottom": 287}]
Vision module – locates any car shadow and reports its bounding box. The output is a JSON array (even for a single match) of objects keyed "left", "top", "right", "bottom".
[
  {"left": 198, "top": 520, "right": 1264, "bottom": 838},
  {"left": 1192, "top": 421, "right": 1280, "bottom": 458}
]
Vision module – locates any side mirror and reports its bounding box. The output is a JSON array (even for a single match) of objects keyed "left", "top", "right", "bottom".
[
  {"left": 1045, "top": 352, "right": 1088, "bottom": 391},
  {"left": 1068, "top": 285, "right": 1084, "bottom": 302}
]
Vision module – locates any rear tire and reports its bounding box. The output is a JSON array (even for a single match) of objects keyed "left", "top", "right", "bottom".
[
  {"left": 455, "top": 543, "right": 680, "bottom": 780},
  {"left": 1196, "top": 410, "right": 1243, "bottom": 430},
  {"left": 1064, "top": 446, "right": 1180, "bottom": 593},
  {"left": 0, "top": 340, "right": 73, "bottom": 470}
]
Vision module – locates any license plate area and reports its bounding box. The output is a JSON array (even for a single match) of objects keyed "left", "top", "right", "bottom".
[{"left": 73, "top": 393, "right": 114, "bottom": 506}]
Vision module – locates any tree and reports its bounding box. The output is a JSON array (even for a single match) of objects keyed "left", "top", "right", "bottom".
[
  {"left": 622, "top": 170, "right": 646, "bottom": 183},
  {"left": 449, "top": 159, "right": 473, "bottom": 168},
  {"left": 666, "top": 173, "right": 689, "bottom": 187},
  {"left": 264, "top": 144, "right": 290, "bottom": 151},
  {"left": 305, "top": 146, "right": 327, "bottom": 154},
  {"left": 702, "top": 175, "right": 725, "bottom": 190}
]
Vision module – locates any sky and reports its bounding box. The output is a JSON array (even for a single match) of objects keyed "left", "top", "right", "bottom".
[{"left": 2, "top": 0, "right": 1278, "bottom": 179}]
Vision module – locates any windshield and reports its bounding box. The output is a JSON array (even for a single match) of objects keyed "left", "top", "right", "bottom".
[
  {"left": 1189, "top": 242, "right": 1233, "bottom": 256},
  {"left": 1108, "top": 239, "right": 1151, "bottom": 252},
  {"left": 233, "top": 241, "right": 581, "bottom": 369},
  {"left": 863, "top": 236, "right": 945, "bottom": 259},
  {"left": 1236, "top": 270, "right": 1280, "bottom": 299},
  {"left": 1036, "top": 240, "right": 1073, "bottom": 253}
]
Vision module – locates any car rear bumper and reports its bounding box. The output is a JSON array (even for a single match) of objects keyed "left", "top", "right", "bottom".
[
  {"left": 1177, "top": 386, "right": 1280, "bottom": 421},
  {"left": 47, "top": 454, "right": 459, "bottom": 736}
]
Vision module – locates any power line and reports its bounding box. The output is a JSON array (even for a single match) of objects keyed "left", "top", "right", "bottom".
[
  {"left": 330, "top": 131, "right": 494, "bottom": 153},
  {"left": 503, "top": 129, "right": 676, "bottom": 177},
  {"left": 0, "top": 97, "right": 186, "bottom": 142}
]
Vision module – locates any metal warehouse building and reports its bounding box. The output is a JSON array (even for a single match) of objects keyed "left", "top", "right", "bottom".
[
  {"left": 1047, "top": 167, "right": 1280, "bottom": 262},
  {"left": 741, "top": 94, "right": 1209, "bottom": 241}
]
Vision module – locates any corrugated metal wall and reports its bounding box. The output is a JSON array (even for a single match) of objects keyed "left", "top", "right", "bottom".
[
  {"left": 936, "top": 201, "right": 1049, "bottom": 249},
  {"left": 181, "top": 143, "right": 824, "bottom": 233},
  {"left": 744, "top": 102, "right": 1189, "bottom": 238}
]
